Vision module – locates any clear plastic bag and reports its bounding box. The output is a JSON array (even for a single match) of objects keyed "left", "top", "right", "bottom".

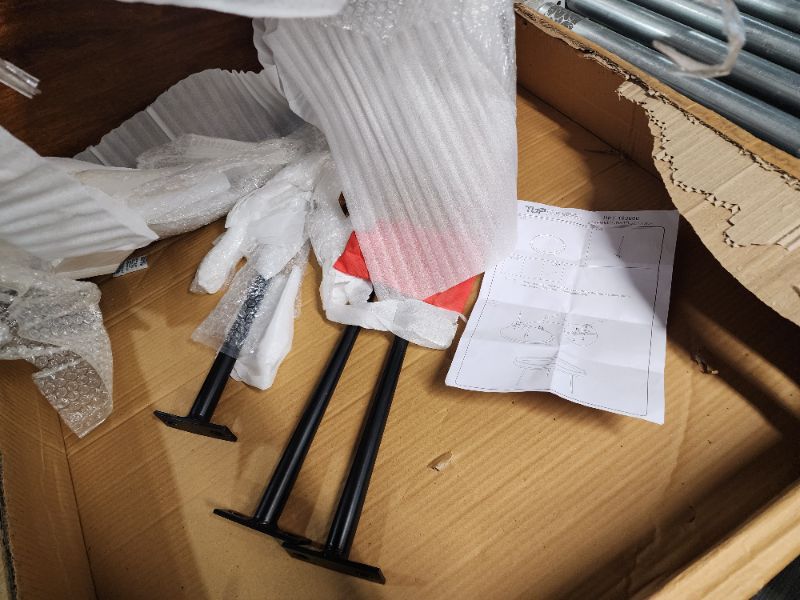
[{"left": 0, "top": 243, "right": 113, "bottom": 437}]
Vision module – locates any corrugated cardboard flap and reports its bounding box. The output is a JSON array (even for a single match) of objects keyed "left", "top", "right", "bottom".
[{"left": 515, "top": 4, "right": 800, "bottom": 327}]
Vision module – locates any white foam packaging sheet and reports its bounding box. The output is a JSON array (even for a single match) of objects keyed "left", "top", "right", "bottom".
[
  {"left": 75, "top": 69, "right": 302, "bottom": 168},
  {"left": 260, "top": 0, "right": 519, "bottom": 301},
  {"left": 0, "top": 127, "right": 158, "bottom": 279},
  {"left": 114, "top": 0, "right": 348, "bottom": 18},
  {"left": 306, "top": 162, "right": 461, "bottom": 350}
]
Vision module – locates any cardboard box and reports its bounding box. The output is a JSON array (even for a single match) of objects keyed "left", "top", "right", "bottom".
[{"left": 1, "top": 3, "right": 799, "bottom": 599}]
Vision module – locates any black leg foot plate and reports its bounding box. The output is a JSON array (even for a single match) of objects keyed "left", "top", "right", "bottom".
[
  {"left": 282, "top": 543, "right": 385, "bottom": 584},
  {"left": 213, "top": 509, "right": 310, "bottom": 545},
  {"left": 154, "top": 411, "right": 237, "bottom": 442}
]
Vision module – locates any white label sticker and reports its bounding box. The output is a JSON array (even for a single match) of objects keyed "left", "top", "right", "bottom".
[{"left": 112, "top": 255, "right": 148, "bottom": 277}]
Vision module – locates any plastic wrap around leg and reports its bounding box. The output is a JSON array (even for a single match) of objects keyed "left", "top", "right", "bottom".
[
  {"left": 192, "top": 249, "right": 308, "bottom": 390},
  {"left": 261, "top": 0, "right": 518, "bottom": 300},
  {"left": 0, "top": 244, "right": 113, "bottom": 437},
  {"left": 192, "top": 149, "right": 329, "bottom": 294}
]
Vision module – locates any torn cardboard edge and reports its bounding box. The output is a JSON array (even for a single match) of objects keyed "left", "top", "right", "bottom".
[
  {"left": 514, "top": 4, "right": 800, "bottom": 179},
  {"left": 619, "top": 82, "right": 800, "bottom": 325},
  {"left": 649, "top": 483, "right": 800, "bottom": 599},
  {"left": 514, "top": 5, "right": 800, "bottom": 327}
]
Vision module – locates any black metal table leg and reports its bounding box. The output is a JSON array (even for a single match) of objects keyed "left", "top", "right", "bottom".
[
  {"left": 283, "top": 335, "right": 409, "bottom": 585},
  {"left": 214, "top": 324, "right": 362, "bottom": 543}
]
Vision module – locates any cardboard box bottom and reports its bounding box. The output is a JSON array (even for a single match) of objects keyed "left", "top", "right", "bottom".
[{"left": 0, "top": 11, "right": 798, "bottom": 600}]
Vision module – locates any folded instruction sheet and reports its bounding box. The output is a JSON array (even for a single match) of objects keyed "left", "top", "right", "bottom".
[{"left": 446, "top": 200, "right": 679, "bottom": 424}]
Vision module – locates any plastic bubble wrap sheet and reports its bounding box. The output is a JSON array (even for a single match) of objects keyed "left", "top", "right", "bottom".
[
  {"left": 0, "top": 244, "right": 112, "bottom": 437},
  {"left": 75, "top": 70, "right": 303, "bottom": 167},
  {"left": 114, "top": 0, "right": 347, "bottom": 17},
  {"left": 261, "top": 0, "right": 518, "bottom": 300}
]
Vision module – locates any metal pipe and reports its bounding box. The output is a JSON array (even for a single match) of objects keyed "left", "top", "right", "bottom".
[
  {"left": 735, "top": 0, "right": 800, "bottom": 33},
  {"left": 566, "top": 0, "right": 800, "bottom": 115},
  {"left": 629, "top": 0, "right": 800, "bottom": 72},
  {"left": 532, "top": 2, "right": 800, "bottom": 156},
  {"left": 324, "top": 336, "right": 408, "bottom": 559}
]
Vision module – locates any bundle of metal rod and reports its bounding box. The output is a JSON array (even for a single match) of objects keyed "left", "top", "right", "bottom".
[
  {"left": 154, "top": 273, "right": 271, "bottom": 441},
  {"left": 565, "top": 0, "right": 800, "bottom": 115},
  {"left": 735, "top": 0, "right": 800, "bottom": 33},
  {"left": 529, "top": 2, "right": 800, "bottom": 156},
  {"left": 628, "top": 0, "right": 800, "bottom": 72}
]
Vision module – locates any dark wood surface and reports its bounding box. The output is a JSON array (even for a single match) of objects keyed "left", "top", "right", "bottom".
[{"left": 0, "top": 0, "right": 259, "bottom": 157}]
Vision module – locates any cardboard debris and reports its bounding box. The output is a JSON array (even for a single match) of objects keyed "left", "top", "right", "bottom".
[{"left": 427, "top": 451, "right": 453, "bottom": 472}]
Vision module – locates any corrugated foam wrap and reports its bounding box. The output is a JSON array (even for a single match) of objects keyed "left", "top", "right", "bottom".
[{"left": 257, "top": 0, "right": 519, "bottom": 301}]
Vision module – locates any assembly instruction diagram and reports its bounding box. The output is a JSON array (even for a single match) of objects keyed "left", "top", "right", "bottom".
[{"left": 446, "top": 200, "right": 678, "bottom": 424}]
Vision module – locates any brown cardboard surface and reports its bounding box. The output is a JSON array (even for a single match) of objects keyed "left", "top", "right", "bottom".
[
  {"left": 619, "top": 82, "right": 800, "bottom": 327},
  {"left": 0, "top": 366, "right": 94, "bottom": 599},
  {"left": 8, "top": 91, "right": 790, "bottom": 599},
  {"left": 515, "top": 8, "right": 800, "bottom": 329},
  {"left": 0, "top": 5, "right": 798, "bottom": 599}
]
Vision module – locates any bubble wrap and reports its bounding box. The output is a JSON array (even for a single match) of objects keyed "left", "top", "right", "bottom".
[
  {"left": 114, "top": 0, "right": 347, "bottom": 17},
  {"left": 0, "top": 243, "right": 112, "bottom": 437},
  {"left": 260, "top": 0, "right": 518, "bottom": 300},
  {"left": 75, "top": 70, "right": 302, "bottom": 168}
]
